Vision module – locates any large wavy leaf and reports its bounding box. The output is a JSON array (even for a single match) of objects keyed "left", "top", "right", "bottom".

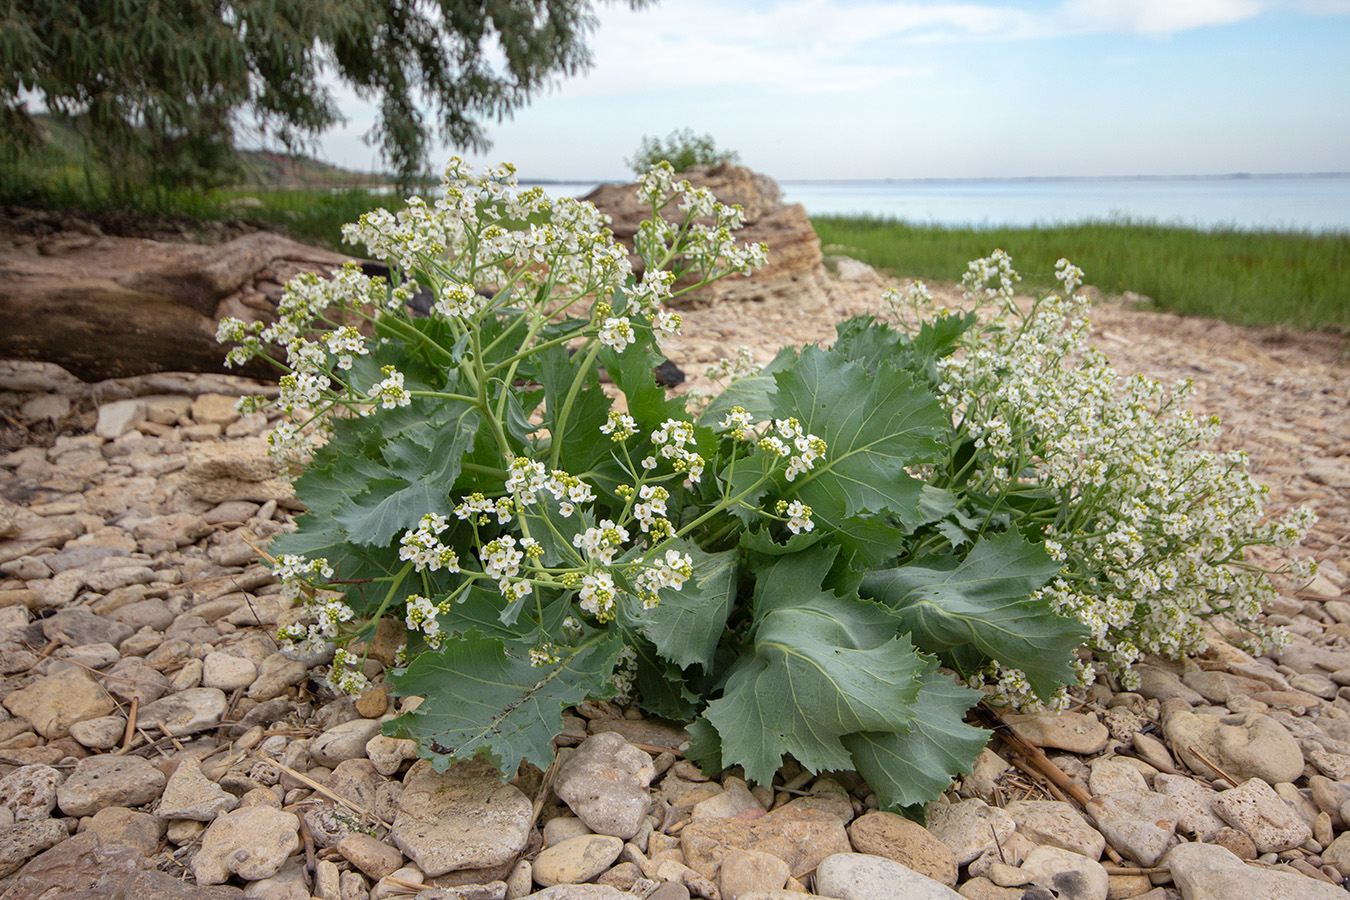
[
  {"left": 844, "top": 667, "right": 988, "bottom": 811},
  {"left": 861, "top": 530, "right": 1086, "bottom": 699},
  {"left": 386, "top": 629, "right": 624, "bottom": 773},
  {"left": 772, "top": 345, "right": 949, "bottom": 565},
  {"left": 702, "top": 549, "right": 928, "bottom": 785}
]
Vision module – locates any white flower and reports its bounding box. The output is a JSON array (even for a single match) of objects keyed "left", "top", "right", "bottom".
[
  {"left": 578, "top": 571, "right": 618, "bottom": 620},
  {"left": 598, "top": 316, "right": 635, "bottom": 353},
  {"left": 367, "top": 365, "right": 411, "bottom": 408}
]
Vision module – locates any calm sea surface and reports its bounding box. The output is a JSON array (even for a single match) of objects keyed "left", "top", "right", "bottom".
[{"left": 529, "top": 174, "right": 1350, "bottom": 234}]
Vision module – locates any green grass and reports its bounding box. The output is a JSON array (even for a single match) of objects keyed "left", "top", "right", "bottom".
[{"left": 813, "top": 216, "right": 1350, "bottom": 335}]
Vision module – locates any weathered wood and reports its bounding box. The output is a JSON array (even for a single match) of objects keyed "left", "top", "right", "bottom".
[{"left": 0, "top": 231, "right": 353, "bottom": 382}]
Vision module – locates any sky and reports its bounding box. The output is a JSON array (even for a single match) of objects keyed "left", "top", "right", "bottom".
[{"left": 313, "top": 0, "right": 1350, "bottom": 182}]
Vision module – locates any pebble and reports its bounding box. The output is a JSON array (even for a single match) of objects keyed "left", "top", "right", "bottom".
[
  {"left": 814, "top": 852, "right": 964, "bottom": 900},
  {"left": 1166, "top": 841, "right": 1350, "bottom": 900},
  {"left": 1002, "top": 711, "right": 1110, "bottom": 755},
  {"left": 337, "top": 832, "right": 406, "bottom": 880},
  {"left": 390, "top": 759, "right": 533, "bottom": 877},
  {"left": 192, "top": 805, "right": 301, "bottom": 884},
  {"left": 925, "top": 799, "right": 1015, "bottom": 866},
  {"left": 1004, "top": 800, "right": 1105, "bottom": 861},
  {"left": 845, "top": 810, "right": 957, "bottom": 885},
  {"left": 0, "top": 764, "right": 62, "bottom": 822},
  {"left": 532, "top": 834, "right": 624, "bottom": 887},
  {"left": 157, "top": 756, "right": 239, "bottom": 821},
  {"left": 2, "top": 665, "right": 117, "bottom": 738},
  {"left": 56, "top": 754, "right": 166, "bottom": 817},
  {"left": 1084, "top": 789, "right": 1179, "bottom": 867},
  {"left": 993, "top": 845, "right": 1108, "bottom": 900},
  {"left": 0, "top": 819, "right": 69, "bottom": 878},
  {"left": 554, "top": 733, "right": 655, "bottom": 840},
  {"left": 1154, "top": 774, "right": 1226, "bottom": 841},
  {"left": 680, "top": 806, "right": 852, "bottom": 881},
  {"left": 719, "top": 848, "right": 791, "bottom": 900},
  {"left": 1163, "top": 708, "right": 1305, "bottom": 785}
]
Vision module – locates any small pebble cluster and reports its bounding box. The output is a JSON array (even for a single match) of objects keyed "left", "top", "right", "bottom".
[{"left": 0, "top": 262, "right": 1348, "bottom": 900}]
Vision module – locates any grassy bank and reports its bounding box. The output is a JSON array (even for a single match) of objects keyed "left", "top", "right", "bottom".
[{"left": 813, "top": 217, "right": 1350, "bottom": 335}]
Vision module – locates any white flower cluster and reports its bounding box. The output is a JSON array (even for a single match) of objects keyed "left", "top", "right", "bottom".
[
  {"left": 609, "top": 645, "right": 639, "bottom": 703},
  {"left": 504, "top": 458, "right": 596, "bottom": 515},
  {"left": 632, "top": 162, "right": 769, "bottom": 289},
  {"left": 645, "top": 418, "right": 705, "bottom": 482},
  {"left": 367, "top": 365, "right": 411, "bottom": 409},
  {"left": 600, "top": 411, "right": 637, "bottom": 442},
  {"left": 398, "top": 513, "right": 461, "bottom": 573},
  {"left": 632, "top": 548, "right": 694, "bottom": 609},
  {"left": 455, "top": 492, "right": 515, "bottom": 525},
  {"left": 404, "top": 594, "right": 445, "bottom": 649},
  {"left": 776, "top": 499, "right": 816, "bottom": 535},
  {"left": 757, "top": 417, "right": 827, "bottom": 481},
  {"left": 633, "top": 485, "right": 670, "bottom": 533},
  {"left": 326, "top": 647, "right": 371, "bottom": 697},
  {"left": 598, "top": 316, "right": 635, "bottom": 353},
  {"left": 925, "top": 253, "right": 1313, "bottom": 699},
  {"left": 574, "top": 520, "right": 630, "bottom": 566},
  {"left": 273, "top": 554, "right": 335, "bottom": 602}
]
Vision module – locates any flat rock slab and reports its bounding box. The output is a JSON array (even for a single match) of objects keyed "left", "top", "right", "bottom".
[
  {"left": 814, "top": 852, "right": 964, "bottom": 900},
  {"left": 391, "top": 759, "right": 532, "bottom": 877},
  {"left": 1165, "top": 841, "right": 1349, "bottom": 900},
  {"left": 680, "top": 806, "right": 851, "bottom": 880}
]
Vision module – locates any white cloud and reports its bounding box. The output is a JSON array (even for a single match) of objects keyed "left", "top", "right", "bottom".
[{"left": 1056, "top": 0, "right": 1266, "bottom": 35}]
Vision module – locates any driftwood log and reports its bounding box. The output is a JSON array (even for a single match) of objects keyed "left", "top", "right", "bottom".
[{"left": 0, "top": 231, "right": 352, "bottom": 382}]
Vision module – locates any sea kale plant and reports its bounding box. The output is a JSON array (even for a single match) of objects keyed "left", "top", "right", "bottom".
[{"left": 218, "top": 160, "right": 1314, "bottom": 813}]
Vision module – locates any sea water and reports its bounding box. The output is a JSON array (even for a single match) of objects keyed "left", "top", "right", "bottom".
[{"left": 529, "top": 174, "right": 1350, "bottom": 234}]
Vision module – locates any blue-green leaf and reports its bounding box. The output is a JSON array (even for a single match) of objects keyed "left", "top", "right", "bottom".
[
  {"left": 703, "top": 549, "right": 928, "bottom": 785},
  {"left": 623, "top": 542, "right": 736, "bottom": 671},
  {"left": 772, "top": 345, "right": 949, "bottom": 564},
  {"left": 385, "top": 630, "right": 625, "bottom": 773},
  {"left": 861, "top": 530, "right": 1086, "bottom": 699},
  {"left": 844, "top": 667, "right": 989, "bottom": 810}
]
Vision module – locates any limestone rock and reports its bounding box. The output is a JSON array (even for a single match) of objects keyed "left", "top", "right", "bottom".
[
  {"left": 137, "top": 687, "right": 228, "bottom": 735},
  {"left": 1002, "top": 711, "right": 1109, "bottom": 755},
  {"left": 719, "top": 848, "right": 790, "bottom": 900},
  {"left": 191, "top": 804, "right": 301, "bottom": 884},
  {"left": 391, "top": 759, "right": 532, "bottom": 877},
  {"left": 0, "top": 230, "right": 352, "bottom": 381},
  {"left": 57, "top": 755, "right": 167, "bottom": 817},
  {"left": 679, "top": 805, "right": 850, "bottom": 881},
  {"left": 1154, "top": 774, "right": 1226, "bottom": 841},
  {"left": 1163, "top": 709, "right": 1303, "bottom": 785},
  {"left": 1165, "top": 841, "right": 1349, "bottom": 900},
  {"left": 1004, "top": 845, "right": 1108, "bottom": 900},
  {"left": 814, "top": 852, "right": 964, "bottom": 900},
  {"left": 925, "top": 799, "right": 1015, "bottom": 866},
  {"left": 553, "top": 733, "right": 654, "bottom": 840},
  {"left": 157, "top": 757, "right": 239, "bottom": 821},
  {"left": 3, "top": 665, "right": 117, "bottom": 739},
  {"left": 1004, "top": 800, "right": 1105, "bottom": 861},
  {"left": 846, "top": 810, "right": 957, "bottom": 885},
  {"left": 531, "top": 834, "right": 624, "bottom": 888},
  {"left": 0, "top": 819, "right": 69, "bottom": 878},
  {"left": 0, "top": 764, "right": 62, "bottom": 822},
  {"left": 1084, "top": 790, "right": 1179, "bottom": 867},
  {"left": 1211, "top": 778, "right": 1312, "bottom": 853},
  {"left": 337, "top": 832, "right": 405, "bottom": 881},
  {"left": 82, "top": 806, "right": 167, "bottom": 857}
]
